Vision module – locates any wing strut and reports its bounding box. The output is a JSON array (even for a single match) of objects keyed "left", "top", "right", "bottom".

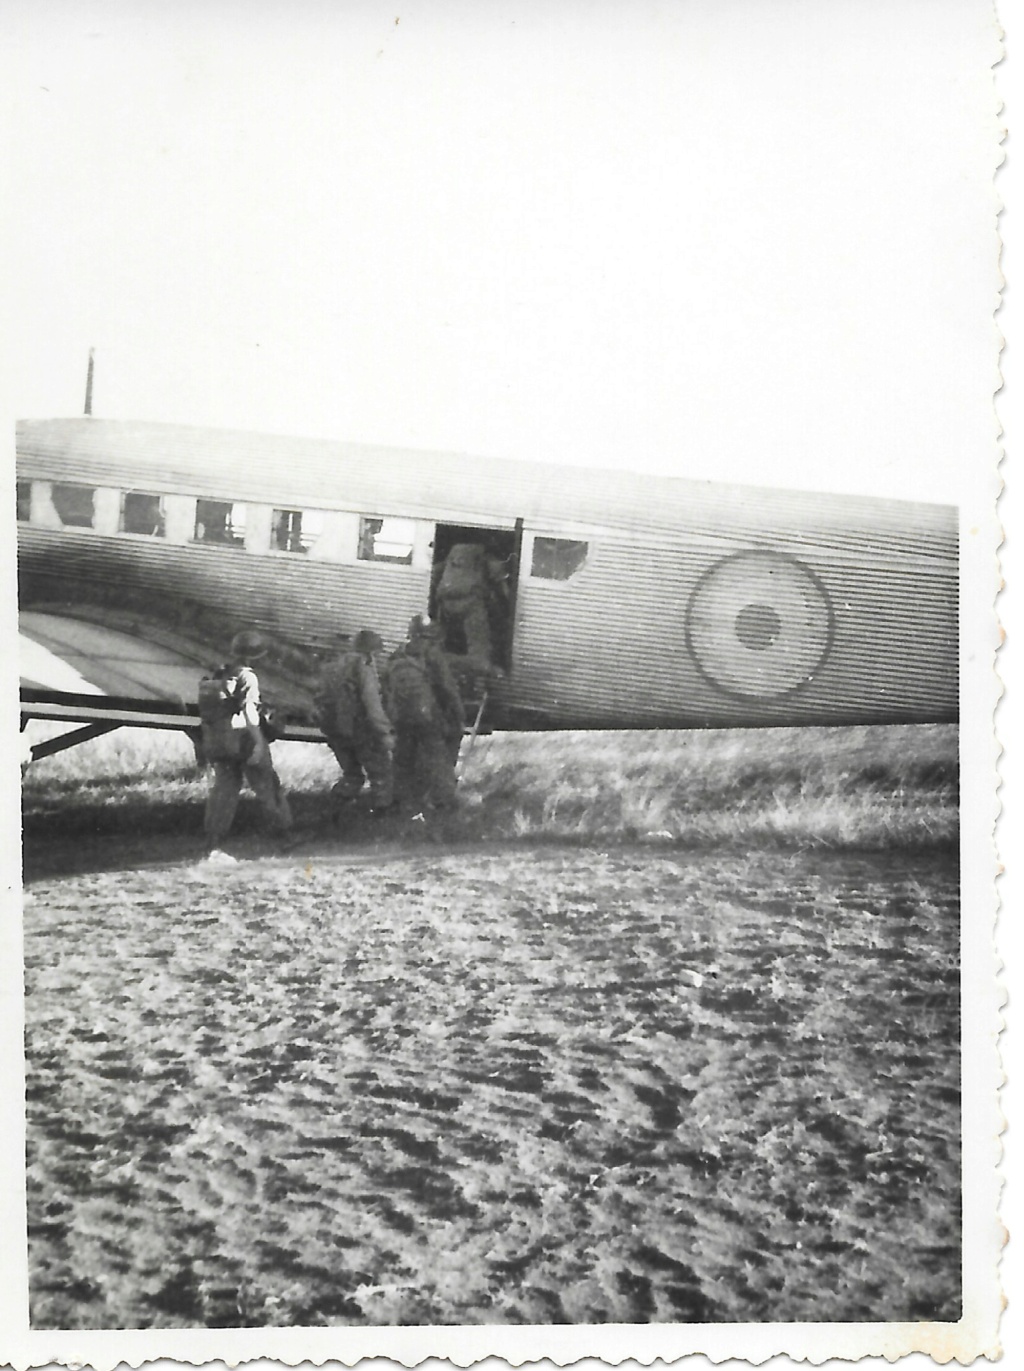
[{"left": 29, "top": 721, "right": 122, "bottom": 763}]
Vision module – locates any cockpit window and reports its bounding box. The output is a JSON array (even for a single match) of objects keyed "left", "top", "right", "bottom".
[
  {"left": 530, "top": 536, "right": 589, "bottom": 580},
  {"left": 51, "top": 482, "right": 96, "bottom": 529},
  {"left": 194, "top": 498, "right": 246, "bottom": 546},
  {"left": 357, "top": 515, "right": 415, "bottom": 565}
]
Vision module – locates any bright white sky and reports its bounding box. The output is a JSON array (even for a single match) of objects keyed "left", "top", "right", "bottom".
[{"left": 1, "top": 0, "right": 1002, "bottom": 504}]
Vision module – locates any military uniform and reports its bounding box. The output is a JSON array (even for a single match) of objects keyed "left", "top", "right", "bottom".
[
  {"left": 314, "top": 634, "right": 395, "bottom": 810},
  {"left": 420, "top": 627, "right": 466, "bottom": 766},
  {"left": 434, "top": 543, "right": 509, "bottom": 671},
  {"left": 201, "top": 650, "right": 293, "bottom": 846},
  {"left": 385, "top": 623, "right": 462, "bottom": 809}
]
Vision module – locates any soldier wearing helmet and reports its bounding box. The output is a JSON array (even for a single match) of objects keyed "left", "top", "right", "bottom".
[
  {"left": 433, "top": 542, "right": 510, "bottom": 675},
  {"left": 407, "top": 615, "right": 466, "bottom": 766},
  {"left": 313, "top": 627, "right": 395, "bottom": 815},
  {"left": 199, "top": 629, "right": 293, "bottom": 853},
  {"left": 383, "top": 615, "right": 465, "bottom": 810}
]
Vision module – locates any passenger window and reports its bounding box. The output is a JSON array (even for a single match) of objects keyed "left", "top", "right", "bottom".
[
  {"left": 272, "top": 507, "right": 326, "bottom": 554},
  {"left": 194, "top": 498, "right": 246, "bottom": 546},
  {"left": 531, "top": 537, "right": 589, "bottom": 580},
  {"left": 16, "top": 480, "right": 31, "bottom": 522},
  {"left": 357, "top": 515, "right": 415, "bottom": 565},
  {"left": 120, "top": 491, "right": 166, "bottom": 537},
  {"left": 51, "top": 482, "right": 96, "bottom": 529}
]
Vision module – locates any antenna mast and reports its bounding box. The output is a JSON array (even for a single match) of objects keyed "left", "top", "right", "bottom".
[{"left": 84, "top": 347, "right": 95, "bottom": 416}]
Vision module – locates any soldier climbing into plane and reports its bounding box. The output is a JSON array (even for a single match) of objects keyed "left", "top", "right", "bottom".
[
  {"left": 384, "top": 616, "right": 465, "bottom": 811},
  {"left": 313, "top": 629, "right": 396, "bottom": 817},
  {"left": 433, "top": 540, "right": 512, "bottom": 677},
  {"left": 409, "top": 614, "right": 466, "bottom": 766}
]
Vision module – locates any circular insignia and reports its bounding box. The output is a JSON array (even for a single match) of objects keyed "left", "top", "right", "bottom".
[{"left": 685, "top": 551, "right": 834, "bottom": 699}]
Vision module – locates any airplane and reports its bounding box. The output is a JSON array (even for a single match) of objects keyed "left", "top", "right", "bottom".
[{"left": 16, "top": 415, "right": 958, "bottom": 763}]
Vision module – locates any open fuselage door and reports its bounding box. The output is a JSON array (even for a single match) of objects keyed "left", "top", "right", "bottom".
[{"left": 428, "top": 519, "right": 524, "bottom": 674}]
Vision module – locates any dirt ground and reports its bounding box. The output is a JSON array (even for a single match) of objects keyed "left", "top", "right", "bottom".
[{"left": 22, "top": 842, "right": 960, "bottom": 1329}]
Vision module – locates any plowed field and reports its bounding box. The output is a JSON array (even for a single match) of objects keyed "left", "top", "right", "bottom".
[{"left": 23, "top": 845, "right": 960, "bottom": 1328}]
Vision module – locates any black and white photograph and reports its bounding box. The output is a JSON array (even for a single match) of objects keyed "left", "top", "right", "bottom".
[{"left": 0, "top": 1, "right": 1009, "bottom": 1365}]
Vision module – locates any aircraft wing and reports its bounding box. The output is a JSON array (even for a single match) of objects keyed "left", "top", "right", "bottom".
[
  {"left": 20, "top": 610, "right": 215, "bottom": 704},
  {"left": 19, "top": 612, "right": 323, "bottom": 760}
]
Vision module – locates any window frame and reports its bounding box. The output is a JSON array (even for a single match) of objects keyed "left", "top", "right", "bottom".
[
  {"left": 119, "top": 489, "right": 167, "bottom": 539},
  {"left": 269, "top": 505, "right": 331, "bottom": 556},
  {"left": 526, "top": 533, "right": 591, "bottom": 584},
  {"left": 192, "top": 497, "right": 248, "bottom": 549},
  {"left": 49, "top": 480, "right": 98, "bottom": 531},
  {"left": 355, "top": 513, "right": 418, "bottom": 568}
]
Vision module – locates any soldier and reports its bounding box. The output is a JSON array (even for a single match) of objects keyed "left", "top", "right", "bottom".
[
  {"left": 434, "top": 542, "right": 510, "bottom": 673},
  {"left": 385, "top": 617, "right": 463, "bottom": 810},
  {"left": 198, "top": 629, "right": 293, "bottom": 854},
  {"left": 409, "top": 614, "right": 466, "bottom": 765},
  {"left": 313, "top": 629, "right": 395, "bottom": 814}
]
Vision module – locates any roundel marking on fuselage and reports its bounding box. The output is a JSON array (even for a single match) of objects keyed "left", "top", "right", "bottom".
[{"left": 684, "top": 550, "right": 835, "bottom": 700}]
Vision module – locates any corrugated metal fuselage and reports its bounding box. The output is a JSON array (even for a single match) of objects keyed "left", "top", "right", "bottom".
[{"left": 16, "top": 418, "right": 958, "bottom": 729}]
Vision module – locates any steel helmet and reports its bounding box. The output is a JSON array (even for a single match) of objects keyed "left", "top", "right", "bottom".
[
  {"left": 408, "top": 614, "right": 440, "bottom": 639},
  {"left": 353, "top": 629, "right": 385, "bottom": 654},
  {"left": 230, "top": 629, "right": 269, "bottom": 660}
]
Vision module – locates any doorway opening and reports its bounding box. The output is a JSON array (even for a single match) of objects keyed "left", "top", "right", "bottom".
[{"left": 429, "top": 522, "right": 522, "bottom": 674}]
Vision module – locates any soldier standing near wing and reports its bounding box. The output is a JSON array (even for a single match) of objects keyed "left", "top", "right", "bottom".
[
  {"left": 199, "top": 629, "right": 293, "bottom": 855},
  {"left": 385, "top": 616, "right": 463, "bottom": 810},
  {"left": 313, "top": 629, "right": 396, "bottom": 815}
]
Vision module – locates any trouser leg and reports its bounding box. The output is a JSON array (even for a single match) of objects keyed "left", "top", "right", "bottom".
[
  {"left": 437, "top": 602, "right": 465, "bottom": 655},
  {"left": 245, "top": 758, "right": 293, "bottom": 832},
  {"left": 391, "top": 732, "right": 420, "bottom": 807},
  {"left": 355, "top": 732, "right": 394, "bottom": 809},
  {"left": 205, "top": 760, "right": 243, "bottom": 843},
  {"left": 419, "top": 728, "right": 458, "bottom": 808},
  {"left": 327, "top": 735, "right": 367, "bottom": 798},
  {"left": 444, "top": 727, "right": 463, "bottom": 769},
  {"left": 460, "top": 599, "right": 492, "bottom": 669}
]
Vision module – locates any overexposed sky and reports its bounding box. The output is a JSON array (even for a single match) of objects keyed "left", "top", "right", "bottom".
[{"left": 1, "top": 0, "right": 1003, "bottom": 502}]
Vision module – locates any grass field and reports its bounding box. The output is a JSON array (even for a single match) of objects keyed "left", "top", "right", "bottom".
[
  {"left": 20, "top": 724, "right": 960, "bottom": 1329},
  {"left": 21, "top": 722, "right": 958, "bottom": 869}
]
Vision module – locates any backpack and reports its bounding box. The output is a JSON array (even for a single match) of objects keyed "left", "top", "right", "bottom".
[
  {"left": 385, "top": 652, "right": 438, "bottom": 727},
  {"left": 197, "top": 666, "right": 244, "bottom": 725},
  {"left": 313, "top": 654, "right": 360, "bottom": 736},
  {"left": 257, "top": 702, "right": 284, "bottom": 742},
  {"left": 197, "top": 665, "right": 251, "bottom": 762},
  {"left": 437, "top": 543, "right": 486, "bottom": 602}
]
